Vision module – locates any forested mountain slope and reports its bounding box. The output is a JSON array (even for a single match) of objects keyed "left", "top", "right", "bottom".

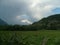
[{"left": 33, "top": 14, "right": 60, "bottom": 30}]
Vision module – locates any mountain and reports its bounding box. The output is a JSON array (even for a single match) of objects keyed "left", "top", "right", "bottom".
[
  {"left": 0, "top": 18, "right": 8, "bottom": 25},
  {"left": 32, "top": 14, "right": 60, "bottom": 30}
]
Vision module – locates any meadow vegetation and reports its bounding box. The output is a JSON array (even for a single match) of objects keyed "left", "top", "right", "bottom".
[{"left": 0, "top": 30, "right": 60, "bottom": 45}]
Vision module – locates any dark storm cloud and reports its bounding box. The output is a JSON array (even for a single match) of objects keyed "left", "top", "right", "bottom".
[{"left": 0, "top": 0, "right": 31, "bottom": 24}]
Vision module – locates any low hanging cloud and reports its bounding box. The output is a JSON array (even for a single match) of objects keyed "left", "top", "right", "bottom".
[{"left": 0, "top": 0, "right": 60, "bottom": 25}]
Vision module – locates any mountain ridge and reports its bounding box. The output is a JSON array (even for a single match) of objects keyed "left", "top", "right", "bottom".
[
  {"left": 32, "top": 14, "right": 60, "bottom": 30},
  {"left": 0, "top": 18, "right": 8, "bottom": 25}
]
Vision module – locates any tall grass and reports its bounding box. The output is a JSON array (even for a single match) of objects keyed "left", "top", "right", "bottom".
[{"left": 0, "top": 30, "right": 60, "bottom": 45}]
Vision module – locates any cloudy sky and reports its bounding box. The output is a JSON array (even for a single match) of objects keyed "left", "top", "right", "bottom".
[{"left": 0, "top": 0, "right": 60, "bottom": 25}]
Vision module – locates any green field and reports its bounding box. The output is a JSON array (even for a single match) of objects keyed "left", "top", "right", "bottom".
[{"left": 0, "top": 30, "right": 60, "bottom": 45}]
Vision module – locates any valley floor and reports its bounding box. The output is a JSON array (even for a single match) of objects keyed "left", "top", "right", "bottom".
[{"left": 0, "top": 30, "right": 60, "bottom": 45}]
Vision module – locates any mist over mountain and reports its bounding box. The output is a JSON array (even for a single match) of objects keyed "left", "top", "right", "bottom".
[{"left": 0, "top": 18, "right": 7, "bottom": 25}]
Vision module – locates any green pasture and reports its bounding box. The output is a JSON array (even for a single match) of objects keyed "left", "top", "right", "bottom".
[{"left": 0, "top": 30, "right": 60, "bottom": 45}]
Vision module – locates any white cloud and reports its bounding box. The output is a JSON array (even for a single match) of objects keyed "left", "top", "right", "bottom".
[
  {"left": 21, "top": 19, "right": 32, "bottom": 24},
  {"left": 15, "top": 0, "right": 60, "bottom": 24}
]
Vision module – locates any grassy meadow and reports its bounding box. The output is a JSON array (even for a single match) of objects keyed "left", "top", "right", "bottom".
[{"left": 0, "top": 30, "right": 60, "bottom": 45}]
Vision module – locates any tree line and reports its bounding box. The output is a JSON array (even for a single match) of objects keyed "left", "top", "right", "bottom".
[{"left": 0, "top": 23, "right": 60, "bottom": 31}]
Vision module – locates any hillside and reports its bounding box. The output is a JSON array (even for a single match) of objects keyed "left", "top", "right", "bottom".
[
  {"left": 0, "top": 18, "right": 7, "bottom": 25},
  {"left": 0, "top": 14, "right": 60, "bottom": 30},
  {"left": 33, "top": 14, "right": 60, "bottom": 30}
]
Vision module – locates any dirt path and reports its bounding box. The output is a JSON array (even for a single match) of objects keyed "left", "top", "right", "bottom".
[{"left": 41, "top": 37, "right": 49, "bottom": 45}]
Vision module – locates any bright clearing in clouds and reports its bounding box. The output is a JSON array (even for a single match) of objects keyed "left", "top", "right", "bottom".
[{"left": 0, "top": 0, "right": 60, "bottom": 25}]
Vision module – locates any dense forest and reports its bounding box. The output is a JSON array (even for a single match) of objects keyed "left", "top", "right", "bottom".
[{"left": 0, "top": 14, "right": 60, "bottom": 31}]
